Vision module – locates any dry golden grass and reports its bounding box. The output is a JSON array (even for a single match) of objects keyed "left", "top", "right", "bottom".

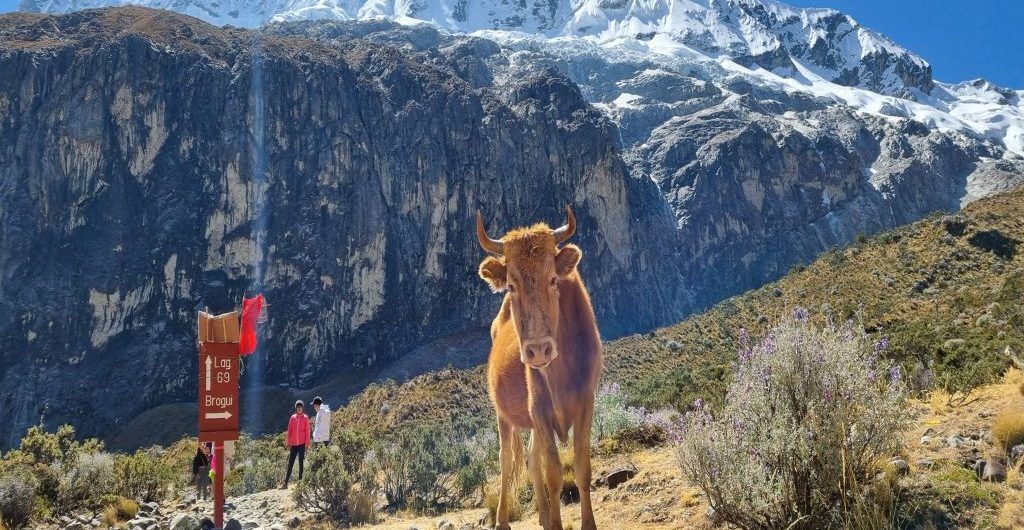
[
  {"left": 992, "top": 406, "right": 1024, "bottom": 452},
  {"left": 114, "top": 498, "right": 139, "bottom": 520},
  {"left": 101, "top": 506, "right": 120, "bottom": 528},
  {"left": 484, "top": 484, "right": 525, "bottom": 525}
]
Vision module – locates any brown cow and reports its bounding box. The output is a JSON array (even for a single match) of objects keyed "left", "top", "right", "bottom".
[{"left": 476, "top": 206, "right": 603, "bottom": 530}]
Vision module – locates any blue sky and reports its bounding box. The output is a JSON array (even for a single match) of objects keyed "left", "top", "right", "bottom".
[{"left": 0, "top": 0, "right": 1020, "bottom": 88}]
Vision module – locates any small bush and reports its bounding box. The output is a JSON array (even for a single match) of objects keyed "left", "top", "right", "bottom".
[
  {"left": 484, "top": 484, "right": 525, "bottom": 525},
  {"left": 332, "top": 429, "right": 373, "bottom": 476},
  {"left": 226, "top": 436, "right": 287, "bottom": 496},
  {"left": 676, "top": 314, "right": 908, "bottom": 530},
  {"left": 592, "top": 382, "right": 658, "bottom": 443},
  {"left": 992, "top": 406, "right": 1024, "bottom": 452},
  {"left": 0, "top": 468, "right": 37, "bottom": 530},
  {"left": 114, "top": 451, "right": 167, "bottom": 502},
  {"left": 56, "top": 452, "right": 115, "bottom": 515},
  {"left": 293, "top": 446, "right": 352, "bottom": 523}
]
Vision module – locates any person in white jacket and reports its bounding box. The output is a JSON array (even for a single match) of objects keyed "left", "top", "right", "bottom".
[{"left": 311, "top": 396, "right": 331, "bottom": 449}]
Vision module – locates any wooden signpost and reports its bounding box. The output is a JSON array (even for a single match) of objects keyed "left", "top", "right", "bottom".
[{"left": 197, "top": 311, "right": 241, "bottom": 529}]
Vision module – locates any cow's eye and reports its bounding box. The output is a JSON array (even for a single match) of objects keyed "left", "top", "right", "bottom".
[
  {"left": 550, "top": 277, "right": 558, "bottom": 286},
  {"left": 507, "top": 283, "right": 516, "bottom": 293}
]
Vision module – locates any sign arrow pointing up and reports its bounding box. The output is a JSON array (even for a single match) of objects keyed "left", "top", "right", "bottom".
[
  {"left": 205, "top": 411, "right": 232, "bottom": 420},
  {"left": 205, "top": 356, "right": 213, "bottom": 392}
]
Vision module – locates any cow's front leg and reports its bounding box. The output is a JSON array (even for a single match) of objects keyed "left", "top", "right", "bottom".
[
  {"left": 528, "top": 431, "right": 550, "bottom": 527},
  {"left": 574, "top": 397, "right": 597, "bottom": 530},
  {"left": 536, "top": 422, "right": 563, "bottom": 530}
]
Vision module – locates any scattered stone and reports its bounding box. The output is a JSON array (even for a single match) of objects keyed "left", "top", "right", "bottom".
[
  {"left": 169, "top": 513, "right": 200, "bottom": 530},
  {"left": 242, "top": 523, "right": 259, "bottom": 529},
  {"left": 772, "top": 287, "right": 783, "bottom": 297},
  {"left": 946, "top": 435, "right": 966, "bottom": 448},
  {"left": 911, "top": 280, "right": 928, "bottom": 293},
  {"left": 890, "top": 459, "right": 910, "bottom": 476},
  {"left": 1011, "top": 444, "right": 1024, "bottom": 465},
  {"left": 982, "top": 459, "right": 1007, "bottom": 483},
  {"left": 131, "top": 526, "right": 144, "bottom": 530},
  {"left": 437, "top": 520, "right": 455, "bottom": 530},
  {"left": 596, "top": 468, "right": 637, "bottom": 489},
  {"left": 884, "top": 277, "right": 896, "bottom": 287},
  {"left": 224, "top": 520, "right": 242, "bottom": 530},
  {"left": 131, "top": 518, "right": 156, "bottom": 528},
  {"left": 287, "top": 517, "right": 300, "bottom": 528},
  {"left": 915, "top": 458, "right": 934, "bottom": 470},
  {"left": 146, "top": 524, "right": 158, "bottom": 530},
  {"left": 65, "top": 523, "right": 84, "bottom": 530},
  {"left": 920, "top": 435, "right": 932, "bottom": 446},
  {"left": 922, "top": 427, "right": 935, "bottom": 436},
  {"left": 258, "top": 500, "right": 268, "bottom": 509},
  {"left": 380, "top": 403, "right": 391, "bottom": 414},
  {"left": 77, "top": 515, "right": 92, "bottom": 524},
  {"left": 269, "top": 525, "right": 285, "bottom": 530}
]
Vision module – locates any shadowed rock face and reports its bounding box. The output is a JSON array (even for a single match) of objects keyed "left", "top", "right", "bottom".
[
  {"left": 1, "top": 9, "right": 1021, "bottom": 449},
  {"left": 0, "top": 8, "right": 686, "bottom": 447}
]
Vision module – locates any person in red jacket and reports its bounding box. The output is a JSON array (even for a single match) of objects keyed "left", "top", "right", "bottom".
[{"left": 282, "top": 400, "right": 311, "bottom": 488}]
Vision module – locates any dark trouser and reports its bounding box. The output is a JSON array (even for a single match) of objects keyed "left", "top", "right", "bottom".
[
  {"left": 284, "top": 444, "right": 306, "bottom": 485},
  {"left": 195, "top": 466, "right": 211, "bottom": 500}
]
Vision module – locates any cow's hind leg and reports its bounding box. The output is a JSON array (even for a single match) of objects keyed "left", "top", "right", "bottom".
[
  {"left": 496, "top": 417, "right": 516, "bottom": 530},
  {"left": 574, "top": 398, "right": 597, "bottom": 530},
  {"left": 528, "top": 432, "right": 550, "bottom": 527}
]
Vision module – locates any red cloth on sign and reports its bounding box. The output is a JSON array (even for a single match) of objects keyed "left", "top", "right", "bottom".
[{"left": 239, "top": 294, "right": 264, "bottom": 355}]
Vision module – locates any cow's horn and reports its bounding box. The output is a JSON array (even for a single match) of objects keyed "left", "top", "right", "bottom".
[
  {"left": 553, "top": 205, "right": 576, "bottom": 244},
  {"left": 476, "top": 210, "right": 504, "bottom": 255}
]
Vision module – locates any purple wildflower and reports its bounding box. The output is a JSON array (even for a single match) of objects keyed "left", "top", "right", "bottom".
[
  {"left": 738, "top": 327, "right": 750, "bottom": 345},
  {"left": 867, "top": 370, "right": 877, "bottom": 383},
  {"left": 693, "top": 398, "right": 705, "bottom": 411},
  {"left": 889, "top": 365, "right": 902, "bottom": 385},
  {"left": 793, "top": 307, "right": 810, "bottom": 322}
]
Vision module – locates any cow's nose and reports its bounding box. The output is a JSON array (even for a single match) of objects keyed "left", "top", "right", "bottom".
[{"left": 522, "top": 340, "right": 557, "bottom": 367}]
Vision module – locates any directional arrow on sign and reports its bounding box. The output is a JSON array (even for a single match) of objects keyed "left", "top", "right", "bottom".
[
  {"left": 205, "top": 356, "right": 212, "bottom": 392},
  {"left": 205, "top": 411, "right": 232, "bottom": 420}
]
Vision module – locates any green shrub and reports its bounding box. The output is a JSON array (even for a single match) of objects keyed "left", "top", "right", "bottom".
[
  {"left": 676, "top": 315, "right": 909, "bottom": 530},
  {"left": 371, "top": 421, "right": 494, "bottom": 513},
  {"left": 56, "top": 452, "right": 115, "bottom": 515},
  {"left": 332, "top": 428, "right": 373, "bottom": 476},
  {"left": 114, "top": 451, "right": 167, "bottom": 502},
  {"left": 293, "top": 447, "right": 352, "bottom": 523},
  {"left": 0, "top": 467, "right": 37, "bottom": 530}
]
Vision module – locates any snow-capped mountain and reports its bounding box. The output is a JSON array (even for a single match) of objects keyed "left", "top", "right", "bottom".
[
  {"left": 18, "top": 0, "right": 1023, "bottom": 158},
  {"left": 19, "top": 0, "right": 930, "bottom": 93}
]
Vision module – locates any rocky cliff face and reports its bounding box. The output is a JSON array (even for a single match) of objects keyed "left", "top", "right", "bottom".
[
  {"left": 0, "top": 8, "right": 686, "bottom": 447},
  {"left": 1, "top": 8, "right": 1021, "bottom": 449}
]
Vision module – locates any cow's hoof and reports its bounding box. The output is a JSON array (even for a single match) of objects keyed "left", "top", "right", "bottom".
[{"left": 495, "top": 524, "right": 511, "bottom": 530}]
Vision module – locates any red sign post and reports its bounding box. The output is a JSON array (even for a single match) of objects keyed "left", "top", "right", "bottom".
[{"left": 197, "top": 314, "right": 241, "bottom": 530}]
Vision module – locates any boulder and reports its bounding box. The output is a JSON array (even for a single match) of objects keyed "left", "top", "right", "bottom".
[
  {"left": 224, "top": 519, "right": 242, "bottom": 530},
  {"left": 601, "top": 468, "right": 637, "bottom": 489},
  {"left": 1011, "top": 444, "right": 1024, "bottom": 465},
  {"left": 889, "top": 459, "right": 910, "bottom": 476},
  {"left": 169, "top": 513, "right": 200, "bottom": 530},
  {"left": 981, "top": 459, "right": 1007, "bottom": 483},
  {"left": 287, "top": 517, "right": 300, "bottom": 528}
]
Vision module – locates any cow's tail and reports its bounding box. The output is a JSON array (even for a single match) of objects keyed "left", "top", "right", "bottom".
[{"left": 511, "top": 428, "right": 526, "bottom": 491}]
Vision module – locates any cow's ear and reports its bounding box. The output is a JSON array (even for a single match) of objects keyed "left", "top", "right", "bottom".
[
  {"left": 555, "top": 244, "right": 582, "bottom": 278},
  {"left": 479, "top": 256, "right": 508, "bottom": 292}
]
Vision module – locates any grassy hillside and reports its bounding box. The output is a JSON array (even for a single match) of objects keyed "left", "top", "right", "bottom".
[{"left": 337, "top": 185, "right": 1024, "bottom": 432}]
